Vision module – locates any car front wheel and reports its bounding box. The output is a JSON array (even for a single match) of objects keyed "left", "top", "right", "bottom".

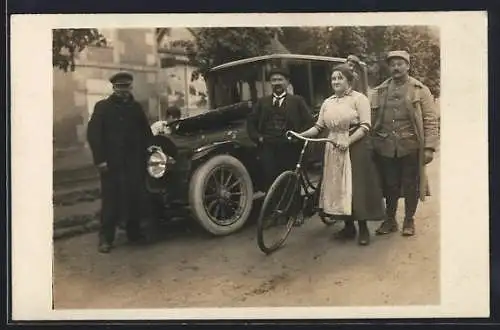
[{"left": 188, "top": 154, "right": 254, "bottom": 236}]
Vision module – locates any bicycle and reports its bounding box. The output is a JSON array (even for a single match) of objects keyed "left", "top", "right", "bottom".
[{"left": 256, "top": 130, "right": 343, "bottom": 255}]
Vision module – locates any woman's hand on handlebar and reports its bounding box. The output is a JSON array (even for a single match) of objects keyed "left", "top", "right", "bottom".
[{"left": 286, "top": 130, "right": 300, "bottom": 141}]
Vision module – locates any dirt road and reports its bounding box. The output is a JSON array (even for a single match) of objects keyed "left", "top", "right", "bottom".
[{"left": 53, "top": 155, "right": 440, "bottom": 309}]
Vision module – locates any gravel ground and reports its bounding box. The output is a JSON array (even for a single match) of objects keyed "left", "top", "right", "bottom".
[{"left": 53, "top": 154, "right": 440, "bottom": 309}]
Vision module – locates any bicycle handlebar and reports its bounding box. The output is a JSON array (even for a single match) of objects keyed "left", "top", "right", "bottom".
[{"left": 286, "top": 130, "right": 346, "bottom": 150}]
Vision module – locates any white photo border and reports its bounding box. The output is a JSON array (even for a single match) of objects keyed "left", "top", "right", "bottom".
[{"left": 10, "top": 11, "right": 489, "bottom": 320}]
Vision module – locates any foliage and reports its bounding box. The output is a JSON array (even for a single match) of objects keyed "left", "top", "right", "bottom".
[
  {"left": 381, "top": 26, "right": 440, "bottom": 97},
  {"left": 278, "top": 26, "right": 440, "bottom": 97},
  {"left": 171, "top": 27, "right": 279, "bottom": 81},
  {"left": 53, "top": 29, "right": 107, "bottom": 72},
  {"left": 277, "top": 27, "right": 324, "bottom": 55},
  {"left": 321, "top": 26, "right": 368, "bottom": 57}
]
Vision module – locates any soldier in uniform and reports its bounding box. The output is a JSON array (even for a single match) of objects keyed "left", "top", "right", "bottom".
[
  {"left": 87, "top": 71, "right": 154, "bottom": 253},
  {"left": 371, "top": 51, "right": 439, "bottom": 237}
]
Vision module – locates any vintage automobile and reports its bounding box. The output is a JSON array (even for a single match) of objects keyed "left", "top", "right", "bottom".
[{"left": 145, "top": 53, "right": 369, "bottom": 236}]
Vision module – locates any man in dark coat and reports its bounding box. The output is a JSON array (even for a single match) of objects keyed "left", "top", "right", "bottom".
[
  {"left": 246, "top": 67, "right": 315, "bottom": 190},
  {"left": 371, "top": 50, "right": 439, "bottom": 237},
  {"left": 87, "top": 71, "right": 154, "bottom": 253}
]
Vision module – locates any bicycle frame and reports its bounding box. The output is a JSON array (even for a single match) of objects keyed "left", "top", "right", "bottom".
[
  {"left": 294, "top": 140, "right": 318, "bottom": 195},
  {"left": 287, "top": 130, "right": 337, "bottom": 194},
  {"left": 256, "top": 131, "right": 339, "bottom": 254}
]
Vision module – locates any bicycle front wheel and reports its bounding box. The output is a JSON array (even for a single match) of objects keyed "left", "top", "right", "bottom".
[{"left": 257, "top": 170, "right": 301, "bottom": 254}]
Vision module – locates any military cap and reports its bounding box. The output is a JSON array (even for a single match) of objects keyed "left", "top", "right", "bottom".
[
  {"left": 267, "top": 66, "right": 290, "bottom": 80},
  {"left": 109, "top": 71, "right": 133, "bottom": 85},
  {"left": 386, "top": 50, "right": 410, "bottom": 64},
  {"left": 346, "top": 55, "right": 361, "bottom": 64}
]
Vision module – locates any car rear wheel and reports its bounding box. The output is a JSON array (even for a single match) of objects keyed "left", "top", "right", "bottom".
[{"left": 189, "top": 154, "right": 254, "bottom": 236}]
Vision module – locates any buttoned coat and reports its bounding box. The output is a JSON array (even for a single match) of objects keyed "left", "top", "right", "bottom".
[
  {"left": 370, "top": 76, "right": 439, "bottom": 201},
  {"left": 87, "top": 93, "right": 153, "bottom": 171}
]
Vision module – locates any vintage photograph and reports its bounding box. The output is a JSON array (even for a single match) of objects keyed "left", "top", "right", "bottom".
[
  {"left": 9, "top": 11, "right": 490, "bottom": 320},
  {"left": 51, "top": 24, "right": 442, "bottom": 309}
]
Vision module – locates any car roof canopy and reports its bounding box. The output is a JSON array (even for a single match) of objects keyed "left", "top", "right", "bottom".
[{"left": 208, "top": 53, "right": 366, "bottom": 72}]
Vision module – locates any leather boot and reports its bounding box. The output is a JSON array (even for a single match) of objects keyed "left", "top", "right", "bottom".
[
  {"left": 375, "top": 218, "right": 398, "bottom": 235},
  {"left": 402, "top": 218, "right": 415, "bottom": 236},
  {"left": 357, "top": 221, "right": 370, "bottom": 246},
  {"left": 333, "top": 221, "right": 356, "bottom": 240}
]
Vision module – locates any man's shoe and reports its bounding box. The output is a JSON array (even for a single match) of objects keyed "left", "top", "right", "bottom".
[
  {"left": 375, "top": 219, "right": 398, "bottom": 235},
  {"left": 98, "top": 242, "right": 112, "bottom": 253},
  {"left": 402, "top": 219, "right": 415, "bottom": 236}
]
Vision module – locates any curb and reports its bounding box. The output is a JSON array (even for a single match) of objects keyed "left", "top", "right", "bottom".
[
  {"left": 53, "top": 188, "right": 101, "bottom": 207},
  {"left": 55, "top": 211, "right": 100, "bottom": 229},
  {"left": 53, "top": 164, "right": 99, "bottom": 187},
  {"left": 53, "top": 219, "right": 100, "bottom": 240}
]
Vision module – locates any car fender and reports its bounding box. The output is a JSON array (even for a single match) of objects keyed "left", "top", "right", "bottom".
[{"left": 191, "top": 140, "right": 245, "bottom": 162}]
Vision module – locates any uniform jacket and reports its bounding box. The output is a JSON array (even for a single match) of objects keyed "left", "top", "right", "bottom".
[
  {"left": 87, "top": 93, "right": 153, "bottom": 172},
  {"left": 246, "top": 94, "right": 314, "bottom": 144},
  {"left": 371, "top": 76, "right": 440, "bottom": 201}
]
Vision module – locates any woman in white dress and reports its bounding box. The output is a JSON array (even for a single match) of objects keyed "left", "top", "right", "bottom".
[{"left": 299, "top": 64, "right": 385, "bottom": 245}]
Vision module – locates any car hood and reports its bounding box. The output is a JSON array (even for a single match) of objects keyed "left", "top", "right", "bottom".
[
  {"left": 174, "top": 101, "right": 252, "bottom": 133},
  {"left": 153, "top": 101, "right": 255, "bottom": 154}
]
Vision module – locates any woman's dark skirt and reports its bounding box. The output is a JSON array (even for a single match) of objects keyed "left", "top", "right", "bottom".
[{"left": 322, "top": 134, "right": 386, "bottom": 222}]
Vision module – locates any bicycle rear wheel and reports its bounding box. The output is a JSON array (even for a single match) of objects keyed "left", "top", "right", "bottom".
[{"left": 257, "top": 171, "right": 301, "bottom": 254}]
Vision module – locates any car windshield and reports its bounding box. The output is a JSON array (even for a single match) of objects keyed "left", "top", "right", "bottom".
[
  {"left": 206, "top": 57, "right": 351, "bottom": 111},
  {"left": 206, "top": 62, "right": 268, "bottom": 109}
]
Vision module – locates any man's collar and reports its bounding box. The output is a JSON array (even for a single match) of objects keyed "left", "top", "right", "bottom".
[
  {"left": 111, "top": 92, "right": 134, "bottom": 102},
  {"left": 392, "top": 75, "right": 410, "bottom": 86},
  {"left": 272, "top": 92, "right": 287, "bottom": 99}
]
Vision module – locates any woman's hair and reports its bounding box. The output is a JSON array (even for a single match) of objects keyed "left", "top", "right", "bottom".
[{"left": 331, "top": 64, "right": 355, "bottom": 85}]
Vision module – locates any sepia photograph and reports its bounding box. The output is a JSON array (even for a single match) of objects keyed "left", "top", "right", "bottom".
[{"left": 10, "top": 12, "right": 488, "bottom": 320}]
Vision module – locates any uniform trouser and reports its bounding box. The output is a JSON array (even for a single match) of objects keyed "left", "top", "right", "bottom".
[
  {"left": 99, "top": 167, "right": 149, "bottom": 244},
  {"left": 375, "top": 151, "right": 420, "bottom": 221}
]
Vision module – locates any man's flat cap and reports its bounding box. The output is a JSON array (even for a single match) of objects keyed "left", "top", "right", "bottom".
[
  {"left": 109, "top": 71, "right": 134, "bottom": 85},
  {"left": 386, "top": 50, "right": 410, "bottom": 64}
]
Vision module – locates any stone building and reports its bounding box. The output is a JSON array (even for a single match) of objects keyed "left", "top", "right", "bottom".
[
  {"left": 53, "top": 28, "right": 159, "bottom": 171},
  {"left": 157, "top": 28, "right": 209, "bottom": 119},
  {"left": 53, "top": 27, "right": 290, "bottom": 174}
]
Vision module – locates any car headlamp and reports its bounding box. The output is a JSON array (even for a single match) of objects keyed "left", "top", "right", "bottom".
[{"left": 147, "top": 146, "right": 174, "bottom": 178}]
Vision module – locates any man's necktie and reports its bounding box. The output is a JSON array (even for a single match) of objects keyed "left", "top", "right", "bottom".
[{"left": 273, "top": 95, "right": 285, "bottom": 107}]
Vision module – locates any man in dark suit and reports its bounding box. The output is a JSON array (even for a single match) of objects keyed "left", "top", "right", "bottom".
[
  {"left": 246, "top": 67, "right": 314, "bottom": 190},
  {"left": 87, "top": 71, "right": 153, "bottom": 253}
]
